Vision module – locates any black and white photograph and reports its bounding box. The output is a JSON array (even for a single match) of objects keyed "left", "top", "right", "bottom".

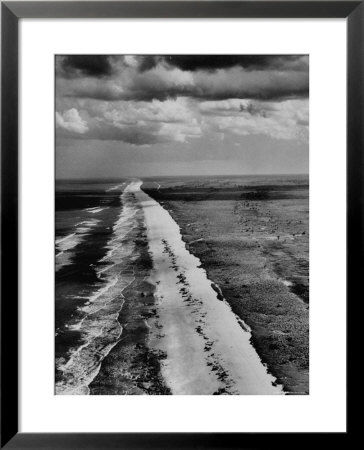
[{"left": 55, "top": 54, "right": 309, "bottom": 396}]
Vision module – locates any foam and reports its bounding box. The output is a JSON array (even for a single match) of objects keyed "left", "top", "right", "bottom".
[
  {"left": 85, "top": 207, "right": 106, "bottom": 214},
  {"left": 106, "top": 182, "right": 126, "bottom": 192},
  {"left": 56, "top": 181, "right": 141, "bottom": 395},
  {"left": 55, "top": 219, "right": 100, "bottom": 272}
]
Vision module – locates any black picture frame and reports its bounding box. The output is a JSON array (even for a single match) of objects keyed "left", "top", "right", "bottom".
[{"left": 1, "top": 1, "right": 358, "bottom": 448}]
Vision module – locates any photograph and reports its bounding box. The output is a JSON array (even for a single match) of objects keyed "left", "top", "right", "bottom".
[{"left": 55, "top": 54, "right": 309, "bottom": 396}]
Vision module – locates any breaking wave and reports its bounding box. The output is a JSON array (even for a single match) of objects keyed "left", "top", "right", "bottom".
[{"left": 55, "top": 181, "right": 141, "bottom": 395}]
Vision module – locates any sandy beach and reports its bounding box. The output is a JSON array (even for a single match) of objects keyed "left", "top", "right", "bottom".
[
  {"left": 135, "top": 181, "right": 282, "bottom": 395},
  {"left": 91, "top": 180, "right": 284, "bottom": 394},
  {"left": 143, "top": 176, "right": 309, "bottom": 394}
]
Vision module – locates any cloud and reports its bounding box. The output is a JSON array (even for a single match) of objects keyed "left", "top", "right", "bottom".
[
  {"left": 199, "top": 99, "right": 267, "bottom": 117},
  {"left": 102, "top": 98, "right": 193, "bottom": 124},
  {"left": 126, "top": 55, "right": 308, "bottom": 73},
  {"left": 56, "top": 108, "right": 89, "bottom": 134},
  {"left": 200, "top": 99, "right": 309, "bottom": 141},
  {"left": 56, "top": 95, "right": 308, "bottom": 146},
  {"left": 57, "top": 55, "right": 308, "bottom": 78},
  {"left": 57, "top": 55, "right": 115, "bottom": 78},
  {"left": 55, "top": 55, "right": 309, "bottom": 146},
  {"left": 163, "top": 55, "right": 308, "bottom": 72},
  {"left": 193, "top": 66, "right": 308, "bottom": 100},
  {"left": 56, "top": 98, "right": 202, "bottom": 145},
  {"left": 56, "top": 56, "right": 308, "bottom": 102}
]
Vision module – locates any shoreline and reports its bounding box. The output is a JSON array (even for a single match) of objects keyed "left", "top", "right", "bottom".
[{"left": 89, "top": 186, "right": 170, "bottom": 395}]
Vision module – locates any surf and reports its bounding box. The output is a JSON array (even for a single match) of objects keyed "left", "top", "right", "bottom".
[{"left": 55, "top": 181, "right": 140, "bottom": 395}]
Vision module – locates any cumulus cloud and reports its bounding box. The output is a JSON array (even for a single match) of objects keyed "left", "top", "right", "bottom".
[
  {"left": 103, "top": 98, "right": 193, "bottom": 125},
  {"left": 200, "top": 99, "right": 268, "bottom": 117},
  {"left": 200, "top": 99, "right": 309, "bottom": 141},
  {"left": 56, "top": 96, "right": 308, "bottom": 145},
  {"left": 56, "top": 108, "right": 89, "bottom": 134},
  {"left": 55, "top": 55, "right": 309, "bottom": 146},
  {"left": 56, "top": 98, "right": 202, "bottom": 145}
]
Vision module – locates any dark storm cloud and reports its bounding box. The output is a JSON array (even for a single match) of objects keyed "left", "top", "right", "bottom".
[
  {"left": 138, "top": 56, "right": 163, "bottom": 72},
  {"left": 142, "top": 55, "right": 308, "bottom": 73},
  {"left": 57, "top": 67, "right": 308, "bottom": 103},
  {"left": 56, "top": 55, "right": 309, "bottom": 102},
  {"left": 59, "top": 55, "right": 114, "bottom": 77}
]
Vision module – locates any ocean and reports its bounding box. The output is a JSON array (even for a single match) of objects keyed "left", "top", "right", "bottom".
[{"left": 55, "top": 179, "right": 140, "bottom": 394}]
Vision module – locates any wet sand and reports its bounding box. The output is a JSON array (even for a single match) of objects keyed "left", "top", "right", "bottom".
[{"left": 89, "top": 185, "right": 169, "bottom": 395}]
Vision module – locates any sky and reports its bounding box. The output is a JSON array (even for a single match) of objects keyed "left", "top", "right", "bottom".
[{"left": 55, "top": 55, "right": 309, "bottom": 179}]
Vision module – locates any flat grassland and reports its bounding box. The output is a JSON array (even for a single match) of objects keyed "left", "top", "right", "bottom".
[{"left": 143, "top": 175, "right": 309, "bottom": 394}]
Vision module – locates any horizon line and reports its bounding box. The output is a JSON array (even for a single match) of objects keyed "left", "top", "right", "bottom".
[{"left": 56, "top": 172, "right": 309, "bottom": 181}]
